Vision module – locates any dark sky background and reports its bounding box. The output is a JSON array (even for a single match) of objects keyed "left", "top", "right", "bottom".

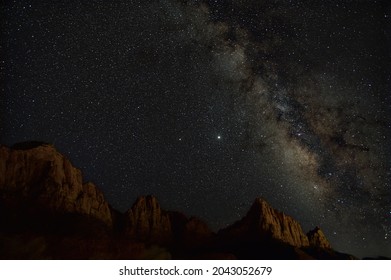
[{"left": 1, "top": 0, "right": 390, "bottom": 258}]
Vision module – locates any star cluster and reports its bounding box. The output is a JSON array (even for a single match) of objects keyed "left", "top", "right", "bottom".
[{"left": 1, "top": 0, "right": 390, "bottom": 257}]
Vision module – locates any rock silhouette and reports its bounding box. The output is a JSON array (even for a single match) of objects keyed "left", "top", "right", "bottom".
[
  {"left": 219, "top": 198, "right": 310, "bottom": 247},
  {"left": 0, "top": 143, "right": 356, "bottom": 259},
  {"left": 0, "top": 142, "right": 112, "bottom": 226},
  {"left": 307, "top": 226, "right": 332, "bottom": 249},
  {"left": 125, "top": 196, "right": 172, "bottom": 244}
]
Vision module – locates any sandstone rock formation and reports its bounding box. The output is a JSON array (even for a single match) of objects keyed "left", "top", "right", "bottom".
[
  {"left": 1, "top": 142, "right": 356, "bottom": 259},
  {"left": 307, "top": 226, "right": 332, "bottom": 249},
  {"left": 0, "top": 143, "right": 112, "bottom": 226},
  {"left": 219, "top": 198, "right": 310, "bottom": 247},
  {"left": 125, "top": 196, "right": 214, "bottom": 248},
  {"left": 125, "top": 195, "right": 172, "bottom": 243}
]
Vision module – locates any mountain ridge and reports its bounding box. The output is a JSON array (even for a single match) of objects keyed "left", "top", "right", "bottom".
[{"left": 0, "top": 142, "right": 356, "bottom": 259}]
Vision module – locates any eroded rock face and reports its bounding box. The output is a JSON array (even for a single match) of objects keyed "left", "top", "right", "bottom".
[
  {"left": 1, "top": 143, "right": 343, "bottom": 259},
  {"left": 219, "top": 198, "right": 310, "bottom": 248},
  {"left": 125, "top": 197, "right": 214, "bottom": 247},
  {"left": 126, "top": 196, "right": 172, "bottom": 243},
  {"left": 0, "top": 143, "right": 112, "bottom": 226},
  {"left": 251, "top": 198, "right": 310, "bottom": 247},
  {"left": 307, "top": 226, "right": 332, "bottom": 249}
]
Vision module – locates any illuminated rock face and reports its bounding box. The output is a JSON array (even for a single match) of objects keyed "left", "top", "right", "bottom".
[
  {"left": 307, "top": 226, "right": 332, "bottom": 249},
  {"left": 251, "top": 198, "right": 310, "bottom": 247},
  {"left": 1, "top": 143, "right": 348, "bottom": 259},
  {"left": 219, "top": 198, "right": 311, "bottom": 248},
  {"left": 0, "top": 143, "right": 112, "bottom": 226},
  {"left": 0, "top": 143, "right": 212, "bottom": 245}
]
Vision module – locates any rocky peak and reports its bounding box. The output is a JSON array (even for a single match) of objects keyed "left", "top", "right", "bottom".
[
  {"left": 1, "top": 143, "right": 343, "bottom": 259},
  {"left": 251, "top": 198, "right": 310, "bottom": 247},
  {"left": 126, "top": 195, "right": 172, "bottom": 243},
  {"left": 125, "top": 197, "right": 214, "bottom": 247},
  {"left": 219, "top": 198, "right": 310, "bottom": 248},
  {"left": 307, "top": 226, "right": 332, "bottom": 249},
  {"left": 0, "top": 144, "right": 112, "bottom": 226}
]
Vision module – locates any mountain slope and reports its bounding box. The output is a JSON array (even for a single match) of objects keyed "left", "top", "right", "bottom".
[{"left": 0, "top": 142, "right": 356, "bottom": 259}]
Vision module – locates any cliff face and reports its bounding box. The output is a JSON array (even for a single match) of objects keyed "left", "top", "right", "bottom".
[
  {"left": 0, "top": 143, "right": 212, "bottom": 245},
  {"left": 307, "top": 226, "right": 331, "bottom": 249},
  {"left": 0, "top": 143, "right": 112, "bottom": 226},
  {"left": 219, "top": 198, "right": 310, "bottom": 248},
  {"left": 126, "top": 196, "right": 172, "bottom": 243},
  {"left": 252, "top": 198, "right": 310, "bottom": 247},
  {"left": 0, "top": 142, "right": 351, "bottom": 259},
  {"left": 125, "top": 196, "right": 214, "bottom": 247}
]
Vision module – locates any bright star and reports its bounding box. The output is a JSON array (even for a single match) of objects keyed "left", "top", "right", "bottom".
[{"left": 217, "top": 135, "right": 221, "bottom": 140}]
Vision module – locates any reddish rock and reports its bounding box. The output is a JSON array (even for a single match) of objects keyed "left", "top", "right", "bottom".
[
  {"left": 0, "top": 143, "right": 112, "bottom": 226},
  {"left": 307, "top": 226, "right": 332, "bottom": 249},
  {"left": 125, "top": 196, "right": 172, "bottom": 243},
  {"left": 219, "top": 198, "right": 310, "bottom": 248},
  {"left": 0, "top": 143, "right": 351, "bottom": 259}
]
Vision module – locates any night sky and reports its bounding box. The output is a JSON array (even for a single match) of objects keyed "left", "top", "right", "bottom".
[{"left": 1, "top": 0, "right": 390, "bottom": 258}]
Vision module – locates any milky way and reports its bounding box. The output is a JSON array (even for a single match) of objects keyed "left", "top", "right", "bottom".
[{"left": 1, "top": 0, "right": 390, "bottom": 257}]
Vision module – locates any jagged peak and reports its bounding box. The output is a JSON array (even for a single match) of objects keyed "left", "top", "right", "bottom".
[
  {"left": 250, "top": 197, "right": 272, "bottom": 211},
  {"left": 130, "top": 195, "right": 161, "bottom": 211},
  {"left": 308, "top": 226, "right": 322, "bottom": 233},
  {"left": 247, "top": 197, "right": 287, "bottom": 221},
  {"left": 253, "top": 197, "right": 268, "bottom": 205},
  {"left": 307, "top": 226, "right": 332, "bottom": 249},
  {"left": 219, "top": 196, "right": 310, "bottom": 248}
]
